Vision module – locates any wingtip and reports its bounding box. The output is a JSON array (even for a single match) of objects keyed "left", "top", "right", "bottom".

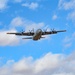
[
  {"left": 57, "top": 30, "right": 67, "bottom": 33},
  {"left": 7, "top": 33, "right": 10, "bottom": 34},
  {"left": 64, "top": 30, "right": 67, "bottom": 32},
  {"left": 7, "top": 33, "right": 9, "bottom": 34}
]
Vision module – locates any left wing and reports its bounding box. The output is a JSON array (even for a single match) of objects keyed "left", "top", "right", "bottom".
[
  {"left": 7, "top": 32, "right": 34, "bottom": 36},
  {"left": 42, "top": 30, "right": 66, "bottom": 35}
]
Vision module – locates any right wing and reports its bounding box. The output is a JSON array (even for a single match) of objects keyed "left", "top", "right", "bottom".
[{"left": 7, "top": 32, "right": 34, "bottom": 36}]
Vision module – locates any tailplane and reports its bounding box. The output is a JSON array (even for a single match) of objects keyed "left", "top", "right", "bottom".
[{"left": 22, "top": 37, "right": 32, "bottom": 39}]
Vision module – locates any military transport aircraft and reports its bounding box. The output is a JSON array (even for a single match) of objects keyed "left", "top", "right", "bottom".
[{"left": 7, "top": 29, "right": 66, "bottom": 41}]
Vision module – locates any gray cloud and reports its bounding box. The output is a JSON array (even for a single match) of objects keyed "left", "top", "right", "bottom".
[
  {"left": 0, "top": 29, "right": 20, "bottom": 46},
  {"left": 0, "top": 52, "right": 75, "bottom": 75}
]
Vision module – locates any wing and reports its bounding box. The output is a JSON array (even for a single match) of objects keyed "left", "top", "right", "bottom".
[
  {"left": 7, "top": 32, "right": 34, "bottom": 36},
  {"left": 42, "top": 30, "right": 66, "bottom": 35}
]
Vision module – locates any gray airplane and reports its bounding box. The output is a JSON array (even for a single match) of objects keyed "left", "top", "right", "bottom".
[{"left": 7, "top": 29, "right": 66, "bottom": 41}]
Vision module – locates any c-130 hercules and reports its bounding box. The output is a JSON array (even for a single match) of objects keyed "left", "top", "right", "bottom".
[{"left": 7, "top": 29, "right": 66, "bottom": 41}]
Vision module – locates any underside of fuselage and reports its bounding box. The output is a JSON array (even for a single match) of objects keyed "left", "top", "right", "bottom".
[{"left": 33, "top": 29, "right": 42, "bottom": 40}]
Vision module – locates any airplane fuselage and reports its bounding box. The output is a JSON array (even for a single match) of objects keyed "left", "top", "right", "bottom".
[{"left": 33, "top": 29, "right": 42, "bottom": 40}]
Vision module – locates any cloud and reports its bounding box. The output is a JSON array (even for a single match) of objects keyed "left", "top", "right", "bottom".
[
  {"left": 25, "top": 22, "right": 44, "bottom": 31},
  {"left": 0, "top": 29, "right": 20, "bottom": 46},
  {"left": 52, "top": 73, "right": 74, "bottom": 75},
  {"left": 22, "top": 2, "right": 39, "bottom": 10},
  {"left": 0, "top": 52, "right": 75, "bottom": 75},
  {"left": 10, "top": 17, "right": 25, "bottom": 27},
  {"left": 58, "top": 0, "right": 75, "bottom": 10},
  {"left": 10, "top": 16, "right": 45, "bottom": 31},
  {"left": 63, "top": 32, "right": 75, "bottom": 48},
  {"left": 52, "top": 14, "right": 58, "bottom": 20},
  {"left": 67, "top": 11, "right": 75, "bottom": 22},
  {"left": 58, "top": 0, "right": 75, "bottom": 24},
  {"left": 0, "top": 0, "right": 9, "bottom": 11}
]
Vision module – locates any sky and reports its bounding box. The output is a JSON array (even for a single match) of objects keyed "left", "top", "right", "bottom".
[{"left": 0, "top": 0, "right": 75, "bottom": 75}]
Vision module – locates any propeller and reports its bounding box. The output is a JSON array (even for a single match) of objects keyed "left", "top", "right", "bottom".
[
  {"left": 42, "top": 28, "right": 48, "bottom": 34},
  {"left": 51, "top": 28, "right": 55, "bottom": 31},
  {"left": 51, "top": 28, "right": 57, "bottom": 33},
  {"left": 43, "top": 28, "right": 48, "bottom": 33},
  {"left": 31, "top": 28, "right": 34, "bottom": 32},
  {"left": 21, "top": 29, "right": 25, "bottom": 34},
  {"left": 28, "top": 30, "right": 32, "bottom": 35},
  {"left": 29, "top": 28, "right": 34, "bottom": 33}
]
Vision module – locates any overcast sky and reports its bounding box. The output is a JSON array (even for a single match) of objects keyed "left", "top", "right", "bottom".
[{"left": 0, "top": 0, "right": 75, "bottom": 75}]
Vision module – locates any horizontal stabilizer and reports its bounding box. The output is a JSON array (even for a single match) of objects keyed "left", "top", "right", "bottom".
[{"left": 22, "top": 37, "right": 32, "bottom": 39}]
